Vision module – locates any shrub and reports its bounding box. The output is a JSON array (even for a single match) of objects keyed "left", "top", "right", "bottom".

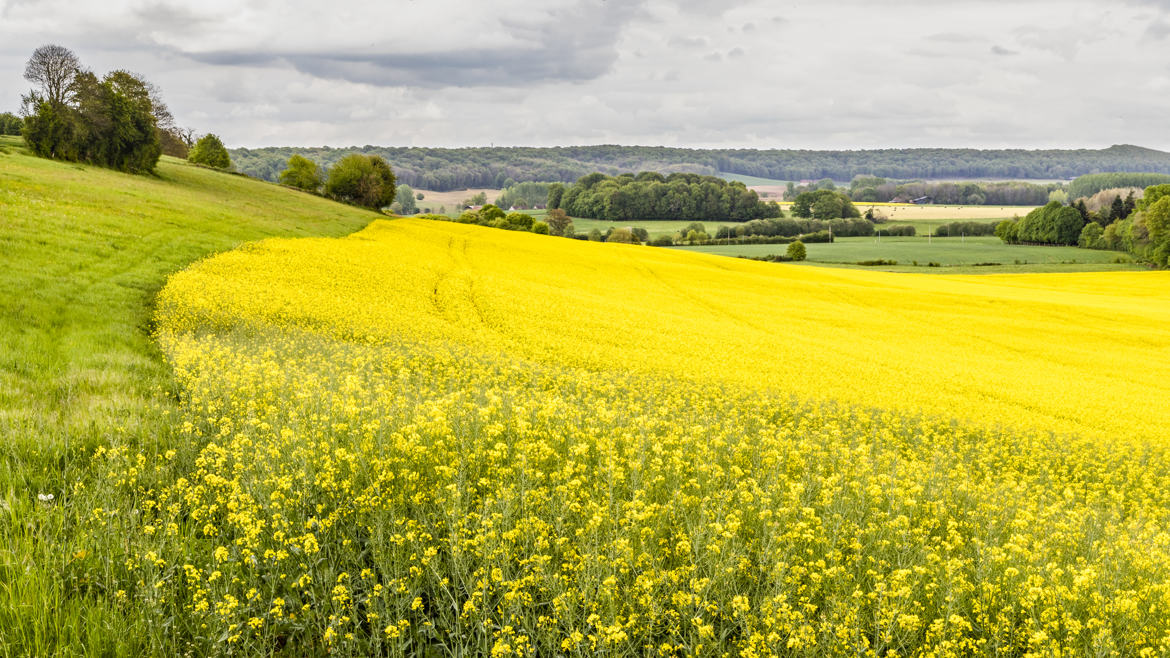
[
  {"left": 787, "top": 240, "right": 807, "bottom": 261},
  {"left": 531, "top": 221, "right": 549, "bottom": 235}
]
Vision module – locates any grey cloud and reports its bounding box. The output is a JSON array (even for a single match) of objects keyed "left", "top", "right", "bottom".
[
  {"left": 1145, "top": 18, "right": 1170, "bottom": 38},
  {"left": 667, "top": 36, "right": 709, "bottom": 48},
  {"left": 991, "top": 45, "right": 1019, "bottom": 55},
  {"left": 186, "top": 0, "right": 645, "bottom": 88}
]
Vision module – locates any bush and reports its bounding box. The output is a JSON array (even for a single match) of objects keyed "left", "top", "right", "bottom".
[
  {"left": 188, "top": 134, "right": 231, "bottom": 170},
  {"left": 531, "top": 221, "right": 549, "bottom": 235},
  {"left": 649, "top": 234, "right": 675, "bottom": 247},
  {"left": 787, "top": 240, "right": 807, "bottom": 261}
]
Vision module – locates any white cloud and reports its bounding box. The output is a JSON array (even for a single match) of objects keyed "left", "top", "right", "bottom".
[{"left": 0, "top": 0, "right": 1167, "bottom": 150}]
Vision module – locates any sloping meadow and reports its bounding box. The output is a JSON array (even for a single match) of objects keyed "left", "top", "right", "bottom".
[{"left": 94, "top": 219, "right": 1170, "bottom": 654}]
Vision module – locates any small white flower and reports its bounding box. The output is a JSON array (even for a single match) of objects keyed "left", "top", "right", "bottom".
[{"left": 37, "top": 493, "right": 55, "bottom": 503}]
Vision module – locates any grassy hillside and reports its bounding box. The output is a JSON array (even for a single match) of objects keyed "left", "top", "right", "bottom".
[{"left": 0, "top": 135, "right": 376, "bottom": 655}]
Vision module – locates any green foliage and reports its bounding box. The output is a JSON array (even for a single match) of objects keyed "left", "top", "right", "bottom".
[
  {"left": 1017, "top": 201, "right": 1084, "bottom": 245},
  {"left": 1143, "top": 196, "right": 1170, "bottom": 266},
  {"left": 531, "top": 221, "right": 549, "bottom": 235},
  {"left": 560, "top": 171, "right": 780, "bottom": 222},
  {"left": 392, "top": 184, "right": 418, "bottom": 214},
  {"left": 188, "top": 134, "right": 231, "bottom": 170},
  {"left": 933, "top": 221, "right": 998, "bottom": 237},
  {"left": 547, "top": 182, "right": 565, "bottom": 209},
  {"left": 841, "top": 180, "right": 1050, "bottom": 206},
  {"left": 325, "top": 154, "right": 397, "bottom": 209},
  {"left": 0, "top": 112, "right": 21, "bottom": 135},
  {"left": 1078, "top": 222, "right": 1104, "bottom": 249},
  {"left": 995, "top": 219, "right": 1020, "bottom": 244},
  {"left": 792, "top": 189, "right": 861, "bottom": 219},
  {"left": 1068, "top": 172, "right": 1170, "bottom": 199},
  {"left": 606, "top": 227, "right": 639, "bottom": 244},
  {"left": 463, "top": 191, "right": 488, "bottom": 207},
  {"left": 278, "top": 154, "right": 323, "bottom": 192},
  {"left": 21, "top": 66, "right": 163, "bottom": 173},
  {"left": 787, "top": 240, "right": 807, "bottom": 261},
  {"left": 545, "top": 208, "right": 572, "bottom": 236}
]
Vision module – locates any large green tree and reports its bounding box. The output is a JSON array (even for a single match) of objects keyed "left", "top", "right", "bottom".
[
  {"left": 325, "top": 154, "right": 397, "bottom": 209},
  {"left": 188, "top": 134, "right": 232, "bottom": 169},
  {"left": 279, "top": 154, "right": 323, "bottom": 192}
]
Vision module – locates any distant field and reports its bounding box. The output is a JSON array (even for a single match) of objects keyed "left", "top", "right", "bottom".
[
  {"left": 412, "top": 187, "right": 501, "bottom": 213},
  {"left": 717, "top": 172, "right": 789, "bottom": 186},
  {"left": 677, "top": 236, "right": 1138, "bottom": 273}
]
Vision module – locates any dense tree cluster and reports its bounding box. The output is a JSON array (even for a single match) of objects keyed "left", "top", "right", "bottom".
[
  {"left": 1067, "top": 172, "right": 1170, "bottom": 199},
  {"left": 227, "top": 144, "right": 1170, "bottom": 193},
  {"left": 932, "top": 221, "right": 999, "bottom": 237},
  {"left": 0, "top": 112, "right": 21, "bottom": 135},
  {"left": 420, "top": 205, "right": 550, "bottom": 236},
  {"left": 838, "top": 177, "right": 1053, "bottom": 206},
  {"left": 1088, "top": 184, "right": 1170, "bottom": 266},
  {"left": 996, "top": 201, "right": 1084, "bottom": 245},
  {"left": 791, "top": 189, "right": 861, "bottom": 219},
  {"left": 18, "top": 45, "right": 179, "bottom": 173},
  {"left": 275, "top": 152, "right": 398, "bottom": 211},
  {"left": 557, "top": 172, "right": 781, "bottom": 222},
  {"left": 713, "top": 217, "right": 875, "bottom": 240}
]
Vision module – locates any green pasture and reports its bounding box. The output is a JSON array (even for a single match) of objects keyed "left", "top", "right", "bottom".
[
  {"left": 676, "top": 235, "right": 1141, "bottom": 273},
  {"left": 0, "top": 135, "right": 375, "bottom": 655}
]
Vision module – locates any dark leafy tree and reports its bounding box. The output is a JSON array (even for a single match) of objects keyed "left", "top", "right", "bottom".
[
  {"left": 1110, "top": 195, "right": 1125, "bottom": 224},
  {"left": 325, "top": 154, "right": 397, "bottom": 209}
]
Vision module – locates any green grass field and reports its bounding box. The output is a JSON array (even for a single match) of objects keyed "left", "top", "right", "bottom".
[
  {"left": 0, "top": 135, "right": 376, "bottom": 655},
  {"left": 676, "top": 235, "right": 1142, "bottom": 273}
]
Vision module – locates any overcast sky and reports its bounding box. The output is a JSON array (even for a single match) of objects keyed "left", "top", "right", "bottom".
[{"left": 2, "top": 0, "right": 1169, "bottom": 150}]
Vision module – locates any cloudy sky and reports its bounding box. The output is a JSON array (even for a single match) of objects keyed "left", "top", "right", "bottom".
[{"left": 2, "top": 0, "right": 1169, "bottom": 150}]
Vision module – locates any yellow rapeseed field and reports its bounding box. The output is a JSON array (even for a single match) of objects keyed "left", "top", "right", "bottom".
[{"left": 93, "top": 218, "right": 1170, "bottom": 655}]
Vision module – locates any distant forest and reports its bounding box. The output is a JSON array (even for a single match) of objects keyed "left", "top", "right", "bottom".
[{"left": 229, "top": 144, "right": 1170, "bottom": 192}]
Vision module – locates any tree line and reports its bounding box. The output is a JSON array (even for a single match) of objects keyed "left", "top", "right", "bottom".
[
  {"left": 226, "top": 143, "right": 1170, "bottom": 192},
  {"left": 17, "top": 44, "right": 181, "bottom": 173},
  {"left": 1067, "top": 172, "right": 1170, "bottom": 200},
  {"left": 553, "top": 172, "right": 781, "bottom": 222},
  {"left": 278, "top": 153, "right": 397, "bottom": 210}
]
